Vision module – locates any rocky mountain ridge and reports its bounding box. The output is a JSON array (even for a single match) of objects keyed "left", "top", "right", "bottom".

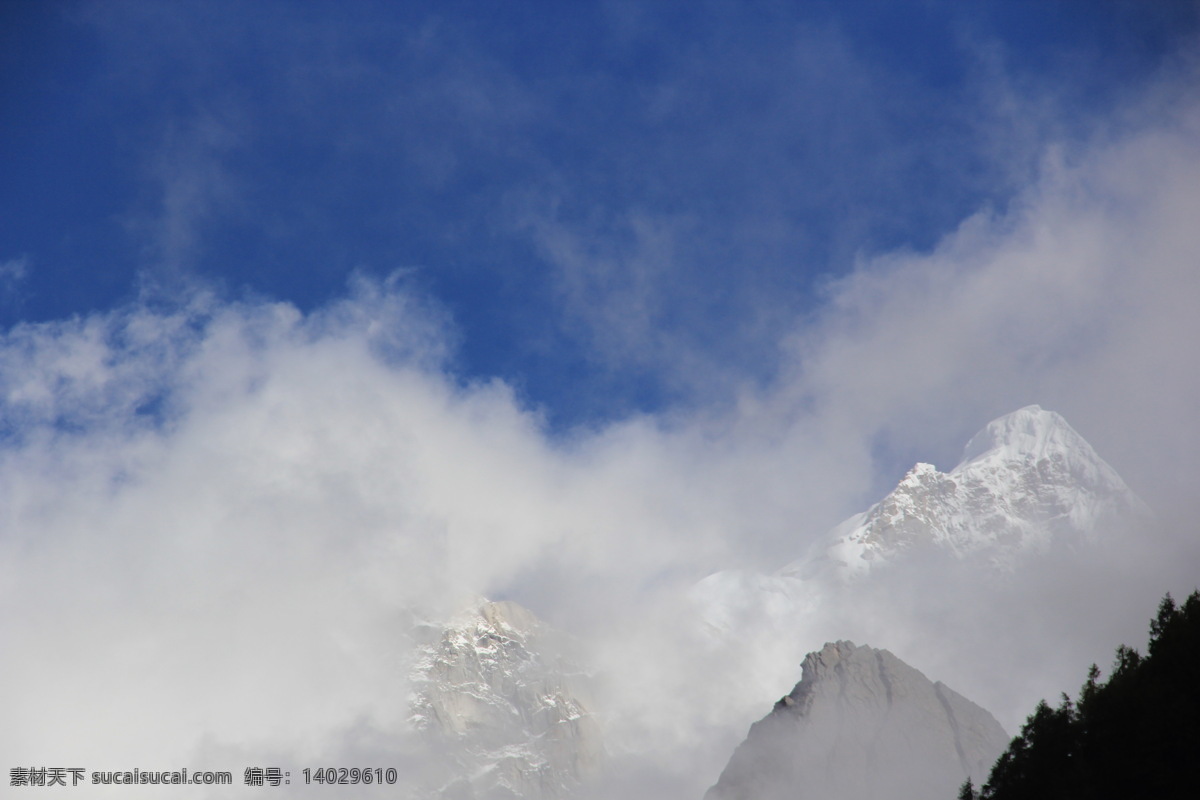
[
  {"left": 784, "top": 405, "right": 1148, "bottom": 580},
  {"left": 705, "top": 641, "right": 1010, "bottom": 800},
  {"left": 694, "top": 406, "right": 1149, "bottom": 635},
  {"left": 408, "top": 600, "right": 603, "bottom": 800}
]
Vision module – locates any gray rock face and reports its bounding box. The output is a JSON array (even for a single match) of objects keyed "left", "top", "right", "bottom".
[
  {"left": 409, "top": 600, "right": 603, "bottom": 800},
  {"left": 705, "top": 641, "right": 1009, "bottom": 800}
]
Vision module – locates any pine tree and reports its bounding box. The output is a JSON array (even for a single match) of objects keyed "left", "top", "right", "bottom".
[{"left": 977, "top": 589, "right": 1200, "bottom": 800}]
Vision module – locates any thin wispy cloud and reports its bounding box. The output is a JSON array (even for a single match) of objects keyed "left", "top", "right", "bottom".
[
  {"left": 0, "top": 255, "right": 29, "bottom": 309},
  {"left": 0, "top": 255, "right": 28, "bottom": 281}
]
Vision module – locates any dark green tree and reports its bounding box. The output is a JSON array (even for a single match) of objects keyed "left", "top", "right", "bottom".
[{"left": 976, "top": 589, "right": 1200, "bottom": 800}]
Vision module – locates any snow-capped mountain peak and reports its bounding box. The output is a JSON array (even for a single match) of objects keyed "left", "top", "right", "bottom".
[
  {"left": 961, "top": 404, "right": 1081, "bottom": 463},
  {"left": 782, "top": 405, "right": 1148, "bottom": 579},
  {"left": 958, "top": 405, "right": 1129, "bottom": 492}
]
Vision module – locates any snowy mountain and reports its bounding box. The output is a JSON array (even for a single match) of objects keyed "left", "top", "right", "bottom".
[
  {"left": 783, "top": 405, "right": 1149, "bottom": 580},
  {"left": 704, "top": 641, "right": 1010, "bottom": 800},
  {"left": 694, "top": 406, "right": 1148, "bottom": 632},
  {"left": 405, "top": 407, "right": 1147, "bottom": 798},
  {"left": 409, "top": 600, "right": 603, "bottom": 800},
  {"left": 687, "top": 404, "right": 1151, "bottom": 777}
]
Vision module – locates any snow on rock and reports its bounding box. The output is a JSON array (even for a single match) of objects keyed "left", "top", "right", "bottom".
[
  {"left": 781, "top": 405, "right": 1149, "bottom": 579},
  {"left": 693, "top": 406, "right": 1148, "bottom": 642},
  {"left": 409, "top": 600, "right": 603, "bottom": 800}
]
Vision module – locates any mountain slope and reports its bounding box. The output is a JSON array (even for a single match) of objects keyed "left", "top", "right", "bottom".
[
  {"left": 409, "top": 600, "right": 603, "bottom": 800},
  {"left": 688, "top": 406, "right": 1151, "bottom": 797},
  {"left": 783, "top": 405, "right": 1148, "bottom": 579},
  {"left": 705, "top": 641, "right": 1010, "bottom": 800},
  {"left": 694, "top": 406, "right": 1149, "bottom": 637}
]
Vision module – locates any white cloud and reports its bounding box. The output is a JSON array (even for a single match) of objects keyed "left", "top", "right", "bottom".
[
  {"left": 0, "top": 255, "right": 29, "bottom": 307},
  {"left": 0, "top": 255, "right": 28, "bottom": 281}
]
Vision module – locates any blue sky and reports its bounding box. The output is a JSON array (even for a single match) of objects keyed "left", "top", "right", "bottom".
[{"left": 5, "top": 0, "right": 1197, "bottom": 428}]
